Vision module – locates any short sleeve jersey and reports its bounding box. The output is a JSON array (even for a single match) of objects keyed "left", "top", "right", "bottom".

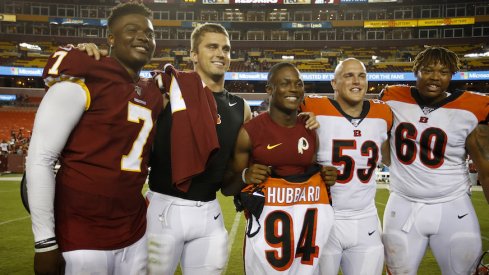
[
  {"left": 243, "top": 112, "right": 316, "bottom": 177},
  {"left": 302, "top": 96, "right": 392, "bottom": 219},
  {"left": 42, "top": 47, "right": 163, "bottom": 251},
  {"left": 380, "top": 85, "right": 489, "bottom": 203}
]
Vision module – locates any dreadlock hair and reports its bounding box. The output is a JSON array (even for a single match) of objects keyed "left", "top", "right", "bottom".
[
  {"left": 266, "top": 62, "right": 298, "bottom": 88},
  {"left": 107, "top": 1, "right": 152, "bottom": 31},
  {"left": 413, "top": 46, "right": 460, "bottom": 75},
  {"left": 190, "top": 23, "right": 229, "bottom": 53}
]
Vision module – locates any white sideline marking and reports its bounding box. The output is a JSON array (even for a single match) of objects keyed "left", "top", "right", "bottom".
[
  {"left": 0, "top": 215, "right": 29, "bottom": 226},
  {"left": 0, "top": 177, "right": 22, "bottom": 182},
  {"left": 223, "top": 212, "right": 242, "bottom": 275}
]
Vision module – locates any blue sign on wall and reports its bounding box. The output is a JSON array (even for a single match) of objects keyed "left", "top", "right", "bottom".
[
  {"left": 282, "top": 22, "right": 332, "bottom": 29},
  {"left": 1, "top": 66, "right": 489, "bottom": 81}
]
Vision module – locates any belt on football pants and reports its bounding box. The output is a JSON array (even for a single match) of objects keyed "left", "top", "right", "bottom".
[
  {"left": 149, "top": 191, "right": 214, "bottom": 226},
  {"left": 401, "top": 201, "right": 425, "bottom": 233}
]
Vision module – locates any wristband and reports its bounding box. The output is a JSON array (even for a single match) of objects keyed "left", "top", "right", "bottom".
[
  {"left": 35, "top": 237, "right": 57, "bottom": 248},
  {"left": 34, "top": 237, "right": 57, "bottom": 252},
  {"left": 34, "top": 244, "right": 58, "bottom": 253},
  {"left": 242, "top": 168, "right": 248, "bottom": 184}
]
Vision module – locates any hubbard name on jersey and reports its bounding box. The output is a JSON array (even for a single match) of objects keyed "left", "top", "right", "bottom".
[
  {"left": 42, "top": 46, "right": 163, "bottom": 251},
  {"left": 381, "top": 85, "right": 489, "bottom": 203},
  {"left": 302, "top": 96, "right": 393, "bottom": 219},
  {"left": 243, "top": 173, "right": 332, "bottom": 275},
  {"left": 241, "top": 112, "right": 334, "bottom": 274}
]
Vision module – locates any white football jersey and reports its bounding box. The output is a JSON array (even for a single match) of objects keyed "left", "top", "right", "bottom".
[
  {"left": 302, "top": 96, "right": 392, "bottom": 219},
  {"left": 381, "top": 85, "right": 489, "bottom": 203},
  {"left": 243, "top": 173, "right": 334, "bottom": 275}
]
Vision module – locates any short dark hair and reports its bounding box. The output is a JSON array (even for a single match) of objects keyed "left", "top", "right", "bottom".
[
  {"left": 107, "top": 2, "right": 152, "bottom": 30},
  {"left": 190, "top": 23, "right": 229, "bottom": 53},
  {"left": 267, "top": 62, "right": 297, "bottom": 87},
  {"left": 413, "top": 46, "right": 460, "bottom": 75}
]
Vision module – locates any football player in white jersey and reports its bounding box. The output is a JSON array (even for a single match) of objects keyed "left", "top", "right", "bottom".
[
  {"left": 380, "top": 46, "right": 489, "bottom": 275},
  {"left": 301, "top": 58, "right": 392, "bottom": 275}
]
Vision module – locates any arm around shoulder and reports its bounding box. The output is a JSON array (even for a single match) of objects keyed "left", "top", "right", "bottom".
[{"left": 466, "top": 124, "right": 489, "bottom": 203}]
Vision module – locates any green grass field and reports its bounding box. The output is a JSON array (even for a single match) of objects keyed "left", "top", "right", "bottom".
[{"left": 1, "top": 174, "right": 487, "bottom": 274}]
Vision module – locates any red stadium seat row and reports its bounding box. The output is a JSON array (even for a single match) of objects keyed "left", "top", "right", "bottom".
[{"left": 0, "top": 110, "right": 35, "bottom": 141}]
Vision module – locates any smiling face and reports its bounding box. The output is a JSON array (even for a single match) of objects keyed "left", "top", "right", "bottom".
[
  {"left": 108, "top": 13, "right": 155, "bottom": 73},
  {"left": 267, "top": 64, "right": 305, "bottom": 114},
  {"left": 415, "top": 62, "right": 452, "bottom": 105},
  {"left": 191, "top": 32, "right": 231, "bottom": 83},
  {"left": 332, "top": 58, "right": 368, "bottom": 108}
]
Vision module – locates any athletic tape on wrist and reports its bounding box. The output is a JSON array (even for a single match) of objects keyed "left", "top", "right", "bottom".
[
  {"left": 242, "top": 168, "right": 248, "bottom": 184},
  {"left": 34, "top": 244, "right": 58, "bottom": 253},
  {"left": 34, "top": 237, "right": 56, "bottom": 248}
]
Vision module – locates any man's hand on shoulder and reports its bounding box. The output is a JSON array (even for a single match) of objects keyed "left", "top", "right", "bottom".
[
  {"left": 74, "top": 43, "right": 108, "bottom": 61},
  {"left": 34, "top": 248, "right": 65, "bottom": 275},
  {"left": 298, "top": 112, "right": 320, "bottom": 130}
]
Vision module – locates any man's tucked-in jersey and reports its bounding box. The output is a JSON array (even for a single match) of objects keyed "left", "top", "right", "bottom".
[
  {"left": 243, "top": 112, "right": 316, "bottom": 177},
  {"left": 243, "top": 173, "right": 331, "bottom": 275},
  {"left": 42, "top": 47, "right": 163, "bottom": 251},
  {"left": 381, "top": 85, "right": 489, "bottom": 203},
  {"left": 302, "top": 96, "right": 392, "bottom": 219}
]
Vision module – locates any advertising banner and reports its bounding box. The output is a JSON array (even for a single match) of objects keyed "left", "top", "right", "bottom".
[
  {"left": 1, "top": 66, "right": 488, "bottom": 81},
  {"left": 418, "top": 17, "right": 475, "bottom": 27},
  {"left": 364, "top": 20, "right": 417, "bottom": 28},
  {"left": 233, "top": 0, "right": 283, "bottom": 3},
  {"left": 314, "top": 0, "right": 340, "bottom": 3},
  {"left": 284, "top": 0, "right": 311, "bottom": 4},
  {"left": 0, "top": 14, "right": 16, "bottom": 22},
  {"left": 339, "top": 0, "right": 367, "bottom": 3},
  {"left": 49, "top": 17, "right": 107, "bottom": 26},
  {"left": 282, "top": 22, "right": 332, "bottom": 29},
  {"left": 202, "top": 0, "right": 230, "bottom": 3}
]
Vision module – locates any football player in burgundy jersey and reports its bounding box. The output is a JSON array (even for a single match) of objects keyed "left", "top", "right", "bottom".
[
  {"left": 26, "top": 3, "right": 161, "bottom": 275},
  {"left": 380, "top": 46, "right": 489, "bottom": 275},
  {"left": 301, "top": 58, "right": 392, "bottom": 275},
  {"left": 223, "top": 63, "right": 337, "bottom": 274}
]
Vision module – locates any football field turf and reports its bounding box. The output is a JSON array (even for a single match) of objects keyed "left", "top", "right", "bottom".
[{"left": 1, "top": 175, "right": 487, "bottom": 274}]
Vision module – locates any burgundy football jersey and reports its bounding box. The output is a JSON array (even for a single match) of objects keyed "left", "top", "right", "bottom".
[
  {"left": 243, "top": 112, "right": 317, "bottom": 177},
  {"left": 43, "top": 47, "right": 163, "bottom": 251}
]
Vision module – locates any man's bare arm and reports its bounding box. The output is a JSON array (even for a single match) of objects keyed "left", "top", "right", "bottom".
[
  {"left": 381, "top": 139, "right": 391, "bottom": 166},
  {"left": 466, "top": 124, "right": 489, "bottom": 203},
  {"left": 221, "top": 126, "right": 271, "bottom": 196},
  {"left": 221, "top": 127, "right": 252, "bottom": 196}
]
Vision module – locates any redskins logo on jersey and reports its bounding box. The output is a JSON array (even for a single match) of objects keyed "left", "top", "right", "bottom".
[{"left": 298, "top": 137, "right": 309, "bottom": 154}]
